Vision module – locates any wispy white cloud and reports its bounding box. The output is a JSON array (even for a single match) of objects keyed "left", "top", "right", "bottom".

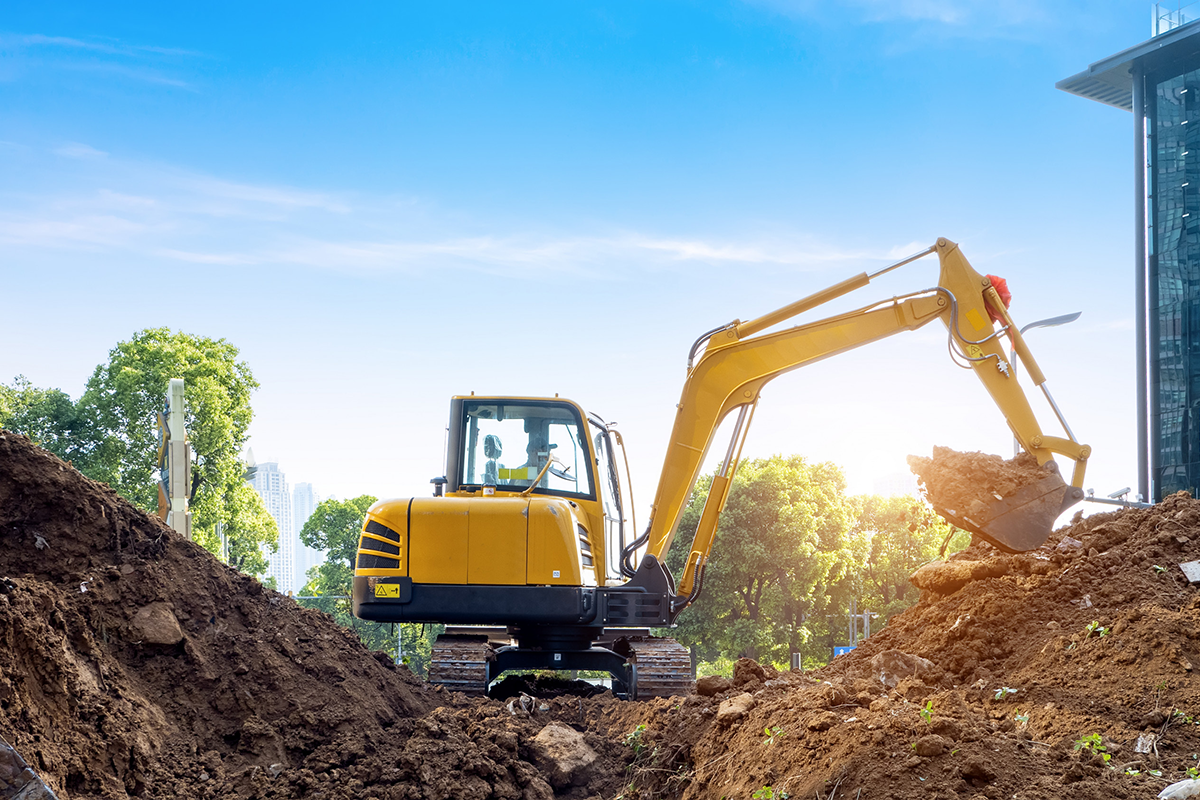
[
  {"left": 0, "top": 149, "right": 901, "bottom": 278},
  {"left": 53, "top": 142, "right": 108, "bottom": 160},
  {"left": 747, "top": 0, "right": 1054, "bottom": 37},
  {"left": 3, "top": 33, "right": 204, "bottom": 59},
  {"left": 0, "top": 32, "right": 202, "bottom": 89}
]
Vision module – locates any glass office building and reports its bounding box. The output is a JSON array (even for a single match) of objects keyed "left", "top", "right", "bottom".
[{"left": 1059, "top": 16, "right": 1200, "bottom": 502}]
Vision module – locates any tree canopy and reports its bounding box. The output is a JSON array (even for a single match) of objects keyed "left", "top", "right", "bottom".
[
  {"left": 299, "top": 495, "right": 378, "bottom": 597},
  {"left": 664, "top": 454, "right": 964, "bottom": 671},
  {"left": 1, "top": 328, "right": 278, "bottom": 576}
]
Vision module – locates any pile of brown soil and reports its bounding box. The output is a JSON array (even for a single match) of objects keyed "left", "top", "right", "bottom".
[
  {"left": 907, "top": 446, "right": 1049, "bottom": 521},
  {"left": 590, "top": 496, "right": 1200, "bottom": 799},
  {"left": 6, "top": 427, "right": 1200, "bottom": 800},
  {"left": 0, "top": 432, "right": 631, "bottom": 799}
]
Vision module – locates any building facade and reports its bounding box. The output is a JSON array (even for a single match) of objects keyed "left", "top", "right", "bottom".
[
  {"left": 249, "top": 461, "right": 295, "bottom": 593},
  {"left": 1059, "top": 15, "right": 1200, "bottom": 501},
  {"left": 292, "top": 481, "right": 325, "bottom": 590}
]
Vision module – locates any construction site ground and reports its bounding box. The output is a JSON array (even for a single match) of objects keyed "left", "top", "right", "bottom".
[{"left": 2, "top": 430, "right": 1199, "bottom": 800}]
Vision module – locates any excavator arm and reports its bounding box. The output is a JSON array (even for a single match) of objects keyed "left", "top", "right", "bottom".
[{"left": 639, "top": 237, "right": 1089, "bottom": 600}]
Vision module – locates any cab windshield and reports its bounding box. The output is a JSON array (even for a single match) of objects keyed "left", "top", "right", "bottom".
[{"left": 460, "top": 400, "right": 594, "bottom": 499}]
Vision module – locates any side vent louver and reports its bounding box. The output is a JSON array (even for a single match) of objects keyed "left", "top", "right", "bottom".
[
  {"left": 576, "top": 523, "right": 593, "bottom": 567},
  {"left": 356, "top": 519, "right": 402, "bottom": 571}
]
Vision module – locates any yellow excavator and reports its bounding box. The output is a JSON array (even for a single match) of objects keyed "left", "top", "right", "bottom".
[{"left": 352, "top": 237, "right": 1090, "bottom": 698}]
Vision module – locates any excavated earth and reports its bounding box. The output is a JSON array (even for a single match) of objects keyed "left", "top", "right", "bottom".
[
  {"left": 3, "top": 431, "right": 1200, "bottom": 800},
  {"left": 907, "top": 446, "right": 1050, "bottom": 523}
]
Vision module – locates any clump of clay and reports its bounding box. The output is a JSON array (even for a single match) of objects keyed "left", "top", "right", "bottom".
[{"left": 907, "top": 446, "right": 1048, "bottom": 519}]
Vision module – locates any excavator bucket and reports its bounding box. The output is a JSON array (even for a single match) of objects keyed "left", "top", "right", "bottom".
[{"left": 931, "top": 460, "right": 1084, "bottom": 553}]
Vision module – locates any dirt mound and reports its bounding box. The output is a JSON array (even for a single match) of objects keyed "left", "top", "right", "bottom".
[
  {"left": 7, "top": 426, "right": 1200, "bottom": 800},
  {"left": 0, "top": 432, "right": 633, "bottom": 799},
  {"left": 589, "top": 495, "right": 1200, "bottom": 799},
  {"left": 908, "top": 446, "right": 1048, "bottom": 520}
]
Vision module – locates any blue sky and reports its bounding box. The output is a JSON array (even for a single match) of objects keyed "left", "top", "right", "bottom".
[{"left": 0, "top": 2, "right": 1153, "bottom": 516}]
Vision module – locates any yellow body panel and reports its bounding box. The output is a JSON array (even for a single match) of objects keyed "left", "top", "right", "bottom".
[
  {"left": 362, "top": 493, "right": 594, "bottom": 587},
  {"left": 527, "top": 498, "right": 586, "bottom": 586},
  {"left": 409, "top": 497, "right": 470, "bottom": 583},
  {"left": 467, "top": 498, "right": 528, "bottom": 584}
]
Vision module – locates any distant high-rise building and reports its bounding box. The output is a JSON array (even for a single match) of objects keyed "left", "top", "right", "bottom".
[
  {"left": 292, "top": 482, "right": 325, "bottom": 590},
  {"left": 1059, "top": 13, "right": 1200, "bottom": 500},
  {"left": 249, "top": 462, "right": 295, "bottom": 593}
]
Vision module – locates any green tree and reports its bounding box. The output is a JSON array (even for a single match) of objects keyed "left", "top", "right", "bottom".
[
  {"left": 74, "top": 328, "right": 277, "bottom": 575},
  {"left": 663, "top": 454, "right": 969, "bottom": 673},
  {"left": 851, "top": 494, "right": 968, "bottom": 622},
  {"left": 0, "top": 376, "right": 85, "bottom": 459},
  {"left": 300, "top": 495, "right": 378, "bottom": 596},
  {"left": 299, "top": 495, "right": 439, "bottom": 677},
  {"left": 665, "top": 455, "right": 856, "bottom": 667}
]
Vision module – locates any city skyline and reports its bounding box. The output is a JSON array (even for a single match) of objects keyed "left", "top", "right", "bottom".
[{"left": 246, "top": 462, "right": 328, "bottom": 593}]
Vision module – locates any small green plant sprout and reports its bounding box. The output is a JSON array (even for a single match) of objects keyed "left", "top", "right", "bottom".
[
  {"left": 1084, "top": 620, "right": 1109, "bottom": 639},
  {"left": 624, "top": 724, "right": 649, "bottom": 758},
  {"left": 1124, "top": 767, "right": 1141, "bottom": 776},
  {"left": 1149, "top": 769, "right": 1163, "bottom": 777},
  {"left": 1153, "top": 564, "right": 1167, "bottom": 574},
  {"left": 751, "top": 787, "right": 789, "bottom": 800},
  {"left": 919, "top": 700, "right": 934, "bottom": 724},
  {"left": 762, "top": 725, "right": 785, "bottom": 745},
  {"left": 1073, "top": 733, "right": 1112, "bottom": 764},
  {"left": 1014, "top": 711, "right": 1030, "bottom": 727},
  {"left": 995, "top": 686, "right": 1018, "bottom": 700},
  {"left": 1186, "top": 765, "right": 1200, "bottom": 779}
]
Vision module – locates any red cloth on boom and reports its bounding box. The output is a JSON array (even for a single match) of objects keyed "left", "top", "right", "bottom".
[{"left": 985, "top": 274, "right": 1011, "bottom": 324}]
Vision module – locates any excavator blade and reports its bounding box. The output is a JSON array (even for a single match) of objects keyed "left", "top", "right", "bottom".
[{"left": 932, "top": 461, "right": 1084, "bottom": 553}]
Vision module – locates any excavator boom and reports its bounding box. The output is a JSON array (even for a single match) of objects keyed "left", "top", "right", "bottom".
[{"left": 643, "top": 237, "right": 1088, "bottom": 596}]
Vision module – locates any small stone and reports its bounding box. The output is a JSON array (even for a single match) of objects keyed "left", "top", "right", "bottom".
[
  {"left": 1056, "top": 536, "right": 1084, "bottom": 552},
  {"left": 716, "top": 693, "right": 755, "bottom": 725},
  {"left": 199, "top": 772, "right": 210, "bottom": 782},
  {"left": 872, "top": 650, "right": 934, "bottom": 689},
  {"left": 696, "top": 675, "right": 731, "bottom": 697},
  {"left": 120, "top": 565, "right": 134, "bottom": 575},
  {"left": 529, "top": 722, "right": 597, "bottom": 789},
  {"left": 129, "top": 602, "right": 184, "bottom": 645},
  {"left": 914, "top": 735, "right": 949, "bottom": 757}
]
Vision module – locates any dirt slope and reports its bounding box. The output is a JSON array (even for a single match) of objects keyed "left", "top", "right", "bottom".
[
  {"left": 593, "top": 496, "right": 1200, "bottom": 800},
  {"left": 4, "top": 428, "right": 1200, "bottom": 800},
  {"left": 0, "top": 432, "right": 629, "bottom": 799}
]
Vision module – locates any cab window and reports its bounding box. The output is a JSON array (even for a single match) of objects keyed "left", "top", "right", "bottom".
[{"left": 460, "top": 401, "right": 594, "bottom": 499}]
